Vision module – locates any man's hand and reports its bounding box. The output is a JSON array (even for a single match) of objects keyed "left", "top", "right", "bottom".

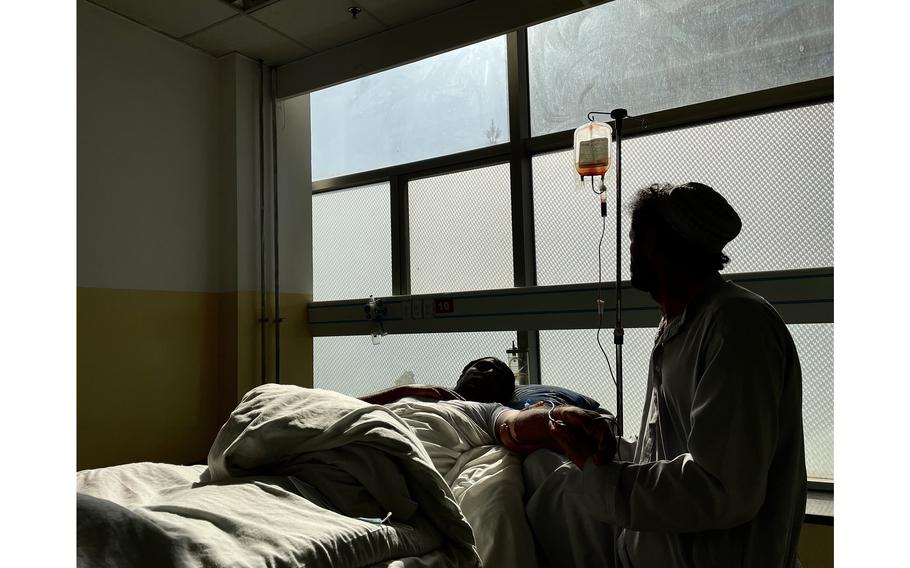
[{"left": 549, "top": 407, "right": 617, "bottom": 468}]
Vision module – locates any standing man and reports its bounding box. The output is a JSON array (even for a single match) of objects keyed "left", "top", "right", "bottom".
[{"left": 528, "top": 182, "right": 806, "bottom": 567}]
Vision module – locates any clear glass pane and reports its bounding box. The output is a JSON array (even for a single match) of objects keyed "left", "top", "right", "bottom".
[
  {"left": 533, "top": 102, "right": 833, "bottom": 285},
  {"left": 310, "top": 36, "right": 509, "bottom": 180},
  {"left": 539, "top": 323, "right": 833, "bottom": 480},
  {"left": 312, "top": 183, "right": 392, "bottom": 301},
  {"left": 409, "top": 163, "right": 514, "bottom": 294},
  {"left": 528, "top": 0, "right": 833, "bottom": 136},
  {"left": 314, "top": 331, "right": 518, "bottom": 397}
]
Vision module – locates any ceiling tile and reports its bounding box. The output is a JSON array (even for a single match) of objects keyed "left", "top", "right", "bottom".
[
  {"left": 250, "top": 0, "right": 386, "bottom": 52},
  {"left": 87, "top": 0, "right": 238, "bottom": 38},
  {"left": 184, "top": 14, "right": 314, "bottom": 66},
  {"left": 356, "top": 0, "right": 473, "bottom": 28}
]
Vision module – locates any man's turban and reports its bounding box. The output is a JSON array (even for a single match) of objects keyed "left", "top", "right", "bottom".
[{"left": 655, "top": 182, "right": 742, "bottom": 253}]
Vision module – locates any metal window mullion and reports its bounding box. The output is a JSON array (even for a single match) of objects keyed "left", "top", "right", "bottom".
[
  {"left": 519, "top": 330, "right": 541, "bottom": 385},
  {"left": 527, "top": 77, "right": 834, "bottom": 156},
  {"left": 312, "top": 144, "right": 511, "bottom": 194},
  {"left": 508, "top": 29, "right": 541, "bottom": 386},
  {"left": 390, "top": 174, "right": 411, "bottom": 296}
]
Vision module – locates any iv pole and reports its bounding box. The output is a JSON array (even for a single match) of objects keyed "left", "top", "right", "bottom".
[
  {"left": 579, "top": 107, "right": 632, "bottom": 568},
  {"left": 609, "top": 109, "right": 627, "bottom": 568},
  {"left": 611, "top": 108, "right": 626, "bottom": 439},
  {"left": 584, "top": 107, "right": 627, "bottom": 438}
]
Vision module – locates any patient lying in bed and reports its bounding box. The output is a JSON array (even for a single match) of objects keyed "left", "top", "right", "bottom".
[
  {"left": 361, "top": 356, "right": 606, "bottom": 411},
  {"left": 77, "top": 360, "right": 613, "bottom": 568}
]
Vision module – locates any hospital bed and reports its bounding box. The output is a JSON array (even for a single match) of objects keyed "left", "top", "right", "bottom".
[{"left": 77, "top": 383, "right": 601, "bottom": 568}]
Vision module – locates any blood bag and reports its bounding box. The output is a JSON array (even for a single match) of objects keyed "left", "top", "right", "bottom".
[{"left": 574, "top": 121, "right": 613, "bottom": 179}]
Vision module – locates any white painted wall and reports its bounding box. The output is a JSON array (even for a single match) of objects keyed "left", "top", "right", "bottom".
[
  {"left": 276, "top": 92, "right": 312, "bottom": 296},
  {"left": 77, "top": 0, "right": 220, "bottom": 292},
  {"left": 217, "top": 53, "right": 267, "bottom": 294}
]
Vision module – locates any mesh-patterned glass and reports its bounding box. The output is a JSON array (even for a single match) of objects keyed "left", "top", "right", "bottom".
[
  {"left": 313, "top": 331, "right": 518, "bottom": 397},
  {"left": 310, "top": 36, "right": 509, "bottom": 180},
  {"left": 312, "top": 183, "right": 392, "bottom": 301},
  {"left": 533, "top": 103, "right": 833, "bottom": 285},
  {"left": 791, "top": 323, "right": 833, "bottom": 480},
  {"left": 539, "top": 323, "right": 833, "bottom": 480},
  {"left": 409, "top": 163, "right": 514, "bottom": 294},
  {"left": 539, "top": 327, "right": 655, "bottom": 437},
  {"left": 528, "top": 0, "right": 833, "bottom": 136}
]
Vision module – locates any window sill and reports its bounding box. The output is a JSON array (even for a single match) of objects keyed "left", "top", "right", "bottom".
[{"left": 805, "top": 490, "right": 833, "bottom": 525}]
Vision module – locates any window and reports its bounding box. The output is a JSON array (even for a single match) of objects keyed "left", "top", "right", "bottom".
[
  {"left": 528, "top": 0, "right": 833, "bottom": 136},
  {"left": 409, "top": 163, "right": 514, "bottom": 294},
  {"left": 307, "top": 2, "right": 834, "bottom": 483},
  {"left": 314, "top": 331, "right": 518, "bottom": 397},
  {"left": 310, "top": 36, "right": 509, "bottom": 180},
  {"left": 533, "top": 102, "right": 833, "bottom": 286},
  {"left": 312, "top": 183, "right": 391, "bottom": 301}
]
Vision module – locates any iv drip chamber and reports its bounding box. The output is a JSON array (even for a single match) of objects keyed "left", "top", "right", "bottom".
[{"left": 574, "top": 121, "right": 613, "bottom": 179}]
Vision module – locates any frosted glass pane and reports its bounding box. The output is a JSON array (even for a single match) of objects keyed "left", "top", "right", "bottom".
[
  {"left": 409, "top": 164, "right": 514, "bottom": 294},
  {"left": 533, "top": 103, "right": 833, "bottom": 285},
  {"left": 310, "top": 36, "right": 509, "bottom": 180},
  {"left": 540, "top": 323, "right": 833, "bottom": 480},
  {"left": 314, "top": 331, "right": 517, "bottom": 397},
  {"left": 528, "top": 0, "right": 833, "bottom": 136},
  {"left": 791, "top": 323, "right": 833, "bottom": 480},
  {"left": 312, "top": 183, "right": 392, "bottom": 301},
  {"left": 539, "top": 328, "right": 655, "bottom": 437}
]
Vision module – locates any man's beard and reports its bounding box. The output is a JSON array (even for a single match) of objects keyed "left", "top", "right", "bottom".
[{"left": 630, "top": 254, "right": 658, "bottom": 293}]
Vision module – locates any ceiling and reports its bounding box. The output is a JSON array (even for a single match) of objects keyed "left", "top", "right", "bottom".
[{"left": 85, "top": 0, "right": 481, "bottom": 67}]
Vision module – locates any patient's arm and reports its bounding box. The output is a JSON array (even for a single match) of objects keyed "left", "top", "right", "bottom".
[
  {"left": 359, "top": 384, "right": 465, "bottom": 405},
  {"left": 496, "top": 405, "right": 616, "bottom": 465},
  {"left": 495, "top": 407, "right": 561, "bottom": 454}
]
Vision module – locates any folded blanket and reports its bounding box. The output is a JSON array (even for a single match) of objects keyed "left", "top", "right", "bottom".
[{"left": 204, "top": 384, "right": 480, "bottom": 567}]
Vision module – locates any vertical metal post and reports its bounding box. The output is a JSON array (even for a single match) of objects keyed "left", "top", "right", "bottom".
[
  {"left": 507, "top": 30, "right": 542, "bottom": 386},
  {"left": 271, "top": 68, "right": 282, "bottom": 384},
  {"left": 258, "top": 60, "right": 268, "bottom": 385},
  {"left": 611, "top": 108, "right": 627, "bottom": 437},
  {"left": 390, "top": 174, "right": 410, "bottom": 296}
]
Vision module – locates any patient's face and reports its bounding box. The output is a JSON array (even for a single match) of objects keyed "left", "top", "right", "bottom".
[{"left": 454, "top": 358, "right": 511, "bottom": 403}]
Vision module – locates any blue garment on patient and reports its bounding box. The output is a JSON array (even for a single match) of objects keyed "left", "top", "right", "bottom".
[{"left": 507, "top": 384, "right": 602, "bottom": 411}]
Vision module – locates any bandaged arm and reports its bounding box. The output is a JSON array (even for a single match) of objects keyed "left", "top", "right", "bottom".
[{"left": 581, "top": 302, "right": 787, "bottom": 532}]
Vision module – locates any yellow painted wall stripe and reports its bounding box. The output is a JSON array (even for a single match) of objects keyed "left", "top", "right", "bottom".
[{"left": 77, "top": 288, "right": 313, "bottom": 470}]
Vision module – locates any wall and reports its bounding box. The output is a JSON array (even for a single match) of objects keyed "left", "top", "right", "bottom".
[
  {"left": 78, "top": 0, "right": 314, "bottom": 470},
  {"left": 273, "top": 92, "right": 313, "bottom": 387},
  {"left": 800, "top": 522, "right": 834, "bottom": 568},
  {"left": 77, "top": 0, "right": 222, "bottom": 469}
]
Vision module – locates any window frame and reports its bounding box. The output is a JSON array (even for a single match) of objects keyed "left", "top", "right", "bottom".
[{"left": 307, "top": 26, "right": 834, "bottom": 489}]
